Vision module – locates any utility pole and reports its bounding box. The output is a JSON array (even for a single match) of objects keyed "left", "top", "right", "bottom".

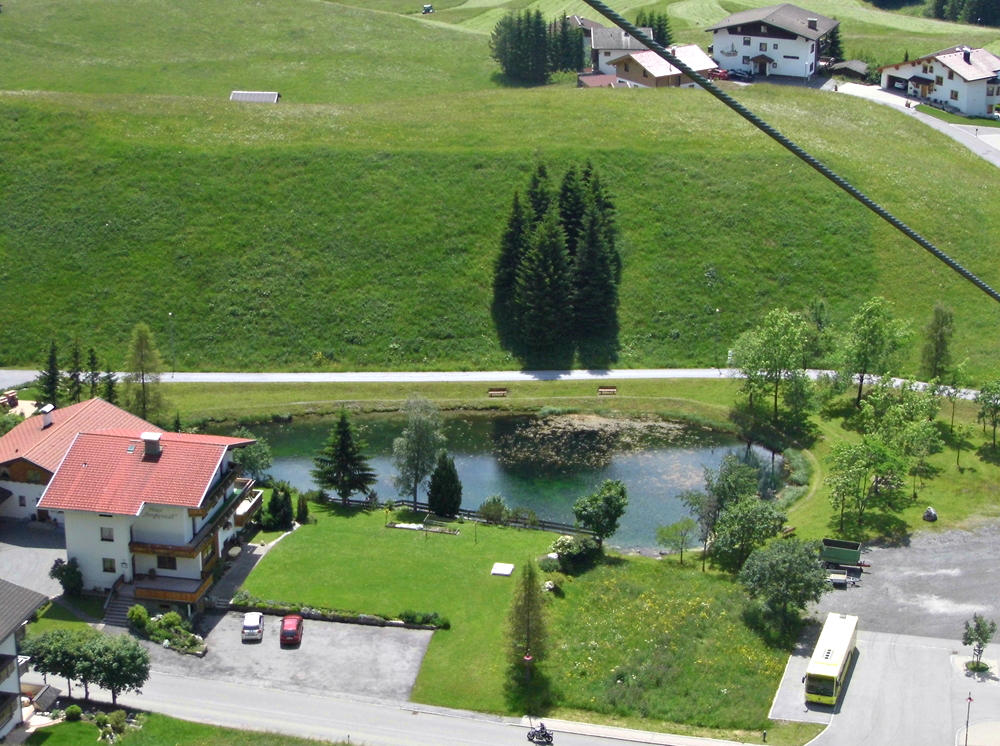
[
  {"left": 168, "top": 311, "right": 175, "bottom": 378},
  {"left": 965, "top": 691, "right": 973, "bottom": 746}
]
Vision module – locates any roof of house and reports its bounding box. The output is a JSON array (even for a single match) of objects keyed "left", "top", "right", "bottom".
[
  {"left": 591, "top": 27, "right": 654, "bottom": 52},
  {"left": 578, "top": 73, "right": 620, "bottom": 87},
  {"left": 0, "top": 399, "right": 159, "bottom": 473},
  {"left": 566, "top": 15, "right": 604, "bottom": 32},
  {"left": 829, "top": 59, "right": 869, "bottom": 76},
  {"left": 878, "top": 47, "right": 1000, "bottom": 80},
  {"left": 706, "top": 4, "right": 838, "bottom": 41},
  {"left": 0, "top": 578, "right": 47, "bottom": 641},
  {"left": 608, "top": 45, "right": 718, "bottom": 77},
  {"left": 38, "top": 431, "right": 254, "bottom": 516}
]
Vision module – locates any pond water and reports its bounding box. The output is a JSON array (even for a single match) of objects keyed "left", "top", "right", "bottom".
[{"left": 233, "top": 414, "right": 775, "bottom": 551}]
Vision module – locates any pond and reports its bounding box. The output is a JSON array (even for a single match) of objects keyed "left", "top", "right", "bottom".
[{"left": 234, "top": 414, "right": 776, "bottom": 551}]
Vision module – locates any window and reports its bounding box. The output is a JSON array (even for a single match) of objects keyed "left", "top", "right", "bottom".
[
  {"left": 742, "top": 56, "right": 750, "bottom": 64},
  {"left": 935, "top": 76, "right": 943, "bottom": 85},
  {"left": 624, "top": 62, "right": 630, "bottom": 72},
  {"left": 604, "top": 51, "right": 610, "bottom": 57},
  {"left": 760, "top": 42, "right": 767, "bottom": 51},
  {"left": 102, "top": 558, "right": 115, "bottom": 573},
  {"left": 642, "top": 69, "right": 648, "bottom": 78},
  {"left": 809, "top": 61, "right": 814, "bottom": 73},
  {"left": 810, "top": 43, "right": 815, "bottom": 53},
  {"left": 950, "top": 90, "right": 959, "bottom": 101},
  {"left": 743, "top": 37, "right": 750, "bottom": 46},
  {"left": 772, "top": 43, "right": 778, "bottom": 50},
  {"left": 760, "top": 24, "right": 766, "bottom": 32},
  {"left": 157, "top": 555, "right": 177, "bottom": 571},
  {"left": 18, "top": 495, "right": 26, "bottom": 507},
  {"left": 783, "top": 55, "right": 800, "bottom": 60},
  {"left": 100, "top": 526, "right": 114, "bottom": 542},
  {"left": 948, "top": 70, "right": 954, "bottom": 80},
  {"left": 772, "top": 62, "right": 777, "bottom": 69}
]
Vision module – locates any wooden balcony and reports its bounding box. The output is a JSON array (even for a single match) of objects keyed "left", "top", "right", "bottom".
[
  {"left": 234, "top": 488, "right": 263, "bottom": 527},
  {"left": 134, "top": 574, "right": 214, "bottom": 604},
  {"left": 187, "top": 468, "right": 243, "bottom": 518},
  {"left": 0, "top": 655, "right": 15, "bottom": 687}
]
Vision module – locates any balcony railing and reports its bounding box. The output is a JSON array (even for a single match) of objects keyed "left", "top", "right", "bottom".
[
  {"left": 134, "top": 574, "right": 213, "bottom": 604},
  {"left": 0, "top": 655, "right": 15, "bottom": 687},
  {"left": 130, "top": 477, "right": 255, "bottom": 558}
]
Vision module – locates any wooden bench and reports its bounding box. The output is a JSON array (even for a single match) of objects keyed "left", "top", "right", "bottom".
[
  {"left": 597, "top": 386, "right": 618, "bottom": 396},
  {"left": 781, "top": 526, "right": 796, "bottom": 537},
  {"left": 487, "top": 388, "right": 508, "bottom": 398}
]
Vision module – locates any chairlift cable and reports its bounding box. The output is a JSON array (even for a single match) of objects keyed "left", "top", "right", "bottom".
[{"left": 580, "top": 0, "right": 1000, "bottom": 305}]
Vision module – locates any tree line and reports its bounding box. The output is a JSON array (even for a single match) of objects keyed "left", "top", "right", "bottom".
[
  {"left": 493, "top": 162, "right": 622, "bottom": 368},
  {"left": 490, "top": 12, "right": 583, "bottom": 84},
  {"left": 928, "top": 0, "right": 998, "bottom": 25}
]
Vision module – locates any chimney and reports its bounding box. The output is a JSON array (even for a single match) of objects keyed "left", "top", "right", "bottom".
[
  {"left": 141, "top": 432, "right": 162, "bottom": 458},
  {"left": 807, "top": 18, "right": 817, "bottom": 30},
  {"left": 963, "top": 46, "right": 971, "bottom": 64},
  {"left": 40, "top": 403, "right": 54, "bottom": 429}
]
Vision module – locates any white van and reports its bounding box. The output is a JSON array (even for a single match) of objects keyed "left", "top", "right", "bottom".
[{"left": 241, "top": 611, "right": 264, "bottom": 642}]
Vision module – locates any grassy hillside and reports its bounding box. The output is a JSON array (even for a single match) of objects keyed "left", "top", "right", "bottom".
[{"left": 2, "top": 0, "right": 1000, "bottom": 376}]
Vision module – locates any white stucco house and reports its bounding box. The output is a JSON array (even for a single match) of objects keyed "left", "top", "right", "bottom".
[
  {"left": 0, "top": 398, "right": 157, "bottom": 524},
  {"left": 591, "top": 26, "right": 654, "bottom": 75},
  {"left": 706, "top": 4, "right": 838, "bottom": 79},
  {"left": 0, "top": 579, "right": 46, "bottom": 740},
  {"left": 608, "top": 45, "right": 718, "bottom": 88},
  {"left": 37, "top": 429, "right": 261, "bottom": 613},
  {"left": 879, "top": 46, "right": 1000, "bottom": 117}
]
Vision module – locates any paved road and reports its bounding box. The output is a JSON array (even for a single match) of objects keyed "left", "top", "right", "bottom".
[{"left": 836, "top": 82, "right": 1000, "bottom": 169}]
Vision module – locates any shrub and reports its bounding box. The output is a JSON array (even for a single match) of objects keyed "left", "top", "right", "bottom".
[
  {"left": 550, "top": 534, "right": 600, "bottom": 572},
  {"left": 108, "top": 710, "right": 127, "bottom": 734},
  {"left": 49, "top": 557, "right": 83, "bottom": 596},
  {"left": 64, "top": 705, "right": 82, "bottom": 722},
  {"left": 159, "top": 611, "right": 183, "bottom": 629},
  {"left": 296, "top": 493, "right": 310, "bottom": 524},
  {"left": 95, "top": 713, "right": 108, "bottom": 728},
  {"left": 478, "top": 494, "right": 510, "bottom": 525},
  {"left": 126, "top": 604, "right": 149, "bottom": 631},
  {"left": 782, "top": 449, "right": 812, "bottom": 486},
  {"left": 538, "top": 556, "right": 560, "bottom": 573}
]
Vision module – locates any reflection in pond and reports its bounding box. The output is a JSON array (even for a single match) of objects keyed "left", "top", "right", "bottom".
[{"left": 229, "top": 413, "right": 777, "bottom": 551}]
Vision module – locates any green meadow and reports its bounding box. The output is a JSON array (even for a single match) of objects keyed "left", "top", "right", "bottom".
[{"left": 2, "top": 0, "right": 1000, "bottom": 377}]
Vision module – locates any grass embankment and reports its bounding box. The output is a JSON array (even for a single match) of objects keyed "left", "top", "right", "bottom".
[
  {"left": 25, "top": 712, "right": 341, "bottom": 745},
  {"left": 3, "top": 0, "right": 1000, "bottom": 377},
  {"left": 29, "top": 597, "right": 105, "bottom": 635},
  {"left": 243, "top": 506, "right": 813, "bottom": 741}
]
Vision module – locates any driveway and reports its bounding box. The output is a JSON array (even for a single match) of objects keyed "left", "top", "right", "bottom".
[
  {"left": 0, "top": 518, "right": 66, "bottom": 597},
  {"left": 144, "top": 611, "right": 434, "bottom": 702}
]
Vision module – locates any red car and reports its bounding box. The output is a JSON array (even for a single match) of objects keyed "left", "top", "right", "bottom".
[{"left": 280, "top": 614, "right": 303, "bottom": 646}]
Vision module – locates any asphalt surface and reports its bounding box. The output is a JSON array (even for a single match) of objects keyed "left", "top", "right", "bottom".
[
  {"left": 811, "top": 523, "right": 1000, "bottom": 639},
  {"left": 145, "top": 611, "right": 434, "bottom": 702},
  {"left": 0, "top": 519, "right": 66, "bottom": 597}
]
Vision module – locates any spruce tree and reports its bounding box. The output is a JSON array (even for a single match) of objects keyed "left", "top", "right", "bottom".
[
  {"left": 313, "top": 411, "right": 377, "bottom": 505},
  {"left": 652, "top": 13, "right": 673, "bottom": 46},
  {"left": 558, "top": 166, "right": 586, "bottom": 257},
  {"left": 824, "top": 26, "right": 844, "bottom": 61},
  {"left": 427, "top": 452, "right": 462, "bottom": 517},
  {"left": 66, "top": 340, "right": 83, "bottom": 404},
  {"left": 507, "top": 561, "right": 547, "bottom": 665},
  {"left": 101, "top": 365, "right": 117, "bottom": 405},
  {"left": 572, "top": 200, "right": 619, "bottom": 354},
  {"left": 515, "top": 206, "right": 574, "bottom": 360},
  {"left": 526, "top": 163, "right": 551, "bottom": 226},
  {"left": 493, "top": 192, "right": 529, "bottom": 345},
  {"left": 122, "top": 323, "right": 165, "bottom": 421},
  {"left": 581, "top": 165, "right": 621, "bottom": 283},
  {"left": 86, "top": 348, "right": 101, "bottom": 398},
  {"left": 526, "top": 10, "right": 549, "bottom": 84},
  {"left": 39, "top": 341, "right": 60, "bottom": 407}
]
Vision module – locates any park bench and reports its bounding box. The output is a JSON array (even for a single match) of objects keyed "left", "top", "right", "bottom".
[
  {"left": 488, "top": 388, "right": 508, "bottom": 398},
  {"left": 597, "top": 386, "right": 617, "bottom": 396}
]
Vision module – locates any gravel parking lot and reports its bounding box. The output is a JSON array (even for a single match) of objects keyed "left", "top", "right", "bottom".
[
  {"left": 144, "top": 611, "right": 434, "bottom": 702},
  {"left": 811, "top": 523, "right": 1000, "bottom": 638}
]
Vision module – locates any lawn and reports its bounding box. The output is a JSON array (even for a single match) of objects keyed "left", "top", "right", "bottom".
[
  {"left": 28, "top": 597, "right": 105, "bottom": 635},
  {"left": 25, "top": 712, "right": 341, "bottom": 745},
  {"left": 243, "top": 506, "right": 818, "bottom": 739},
  {"left": 3, "top": 1, "right": 1000, "bottom": 378},
  {"left": 915, "top": 104, "right": 1000, "bottom": 127}
]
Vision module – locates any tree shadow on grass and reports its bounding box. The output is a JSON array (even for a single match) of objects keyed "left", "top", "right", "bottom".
[
  {"left": 503, "top": 663, "right": 554, "bottom": 715},
  {"left": 976, "top": 443, "right": 1000, "bottom": 466},
  {"left": 309, "top": 501, "right": 370, "bottom": 519},
  {"left": 741, "top": 602, "right": 804, "bottom": 650}
]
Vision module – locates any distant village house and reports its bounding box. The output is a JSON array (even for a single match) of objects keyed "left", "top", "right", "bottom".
[{"left": 879, "top": 46, "right": 1000, "bottom": 117}]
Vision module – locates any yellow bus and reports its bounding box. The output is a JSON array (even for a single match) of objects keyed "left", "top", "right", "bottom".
[{"left": 805, "top": 612, "right": 859, "bottom": 706}]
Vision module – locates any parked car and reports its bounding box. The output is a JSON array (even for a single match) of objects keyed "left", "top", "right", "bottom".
[
  {"left": 280, "top": 614, "right": 304, "bottom": 646},
  {"left": 727, "top": 70, "right": 754, "bottom": 82},
  {"left": 241, "top": 611, "right": 264, "bottom": 643},
  {"left": 421, "top": 4, "right": 433, "bottom": 12},
  {"left": 707, "top": 68, "right": 729, "bottom": 80}
]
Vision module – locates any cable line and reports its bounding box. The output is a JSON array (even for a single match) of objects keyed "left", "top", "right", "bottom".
[{"left": 581, "top": 0, "right": 1000, "bottom": 304}]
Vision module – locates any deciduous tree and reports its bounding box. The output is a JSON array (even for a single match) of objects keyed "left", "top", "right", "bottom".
[
  {"left": 122, "top": 322, "right": 165, "bottom": 421},
  {"left": 680, "top": 489, "right": 718, "bottom": 572},
  {"left": 710, "top": 497, "right": 784, "bottom": 573},
  {"left": 231, "top": 427, "right": 273, "bottom": 482},
  {"left": 49, "top": 557, "right": 83, "bottom": 596},
  {"left": 572, "top": 479, "right": 627, "bottom": 548},
  {"left": 975, "top": 378, "right": 1000, "bottom": 448},
  {"left": 826, "top": 437, "right": 907, "bottom": 530},
  {"left": 89, "top": 633, "right": 150, "bottom": 705},
  {"left": 921, "top": 302, "right": 954, "bottom": 381},
  {"left": 740, "top": 539, "right": 829, "bottom": 629},
  {"left": 962, "top": 614, "right": 997, "bottom": 668},
  {"left": 392, "top": 396, "right": 446, "bottom": 507},
  {"left": 427, "top": 451, "right": 462, "bottom": 517},
  {"left": 840, "top": 297, "right": 908, "bottom": 407},
  {"left": 313, "top": 411, "right": 376, "bottom": 504},
  {"left": 656, "top": 517, "right": 696, "bottom": 565}
]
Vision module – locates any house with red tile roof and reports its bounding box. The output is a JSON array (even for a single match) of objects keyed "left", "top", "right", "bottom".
[
  {"left": 37, "top": 429, "right": 260, "bottom": 611},
  {"left": 879, "top": 46, "right": 1000, "bottom": 117},
  {"left": 0, "top": 398, "right": 158, "bottom": 523},
  {"left": 0, "top": 578, "right": 47, "bottom": 740}
]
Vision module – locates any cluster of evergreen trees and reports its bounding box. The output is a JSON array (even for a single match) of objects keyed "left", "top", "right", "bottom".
[
  {"left": 928, "top": 0, "right": 997, "bottom": 25},
  {"left": 492, "top": 163, "right": 621, "bottom": 368},
  {"left": 489, "top": 11, "right": 583, "bottom": 84},
  {"left": 633, "top": 9, "right": 673, "bottom": 46}
]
